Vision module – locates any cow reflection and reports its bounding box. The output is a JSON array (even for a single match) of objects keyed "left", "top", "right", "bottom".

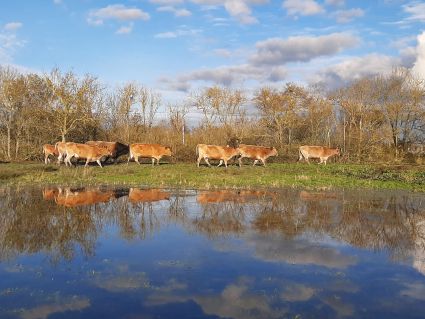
[
  {"left": 299, "top": 190, "right": 337, "bottom": 201},
  {"left": 128, "top": 188, "right": 170, "bottom": 203},
  {"left": 42, "top": 187, "right": 116, "bottom": 207},
  {"left": 42, "top": 187, "right": 60, "bottom": 200},
  {"left": 197, "top": 190, "right": 276, "bottom": 204}
]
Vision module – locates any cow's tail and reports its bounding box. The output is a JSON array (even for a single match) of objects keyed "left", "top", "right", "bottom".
[{"left": 195, "top": 144, "right": 199, "bottom": 158}]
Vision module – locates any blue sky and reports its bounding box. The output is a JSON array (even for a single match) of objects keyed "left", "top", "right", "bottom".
[{"left": 0, "top": 0, "right": 424, "bottom": 100}]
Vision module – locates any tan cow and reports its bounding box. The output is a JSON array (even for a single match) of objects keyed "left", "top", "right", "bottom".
[
  {"left": 238, "top": 144, "right": 278, "bottom": 167},
  {"left": 197, "top": 190, "right": 277, "bottom": 204},
  {"left": 64, "top": 143, "right": 112, "bottom": 167},
  {"left": 42, "top": 144, "right": 59, "bottom": 164},
  {"left": 196, "top": 144, "right": 239, "bottom": 168},
  {"left": 86, "top": 141, "right": 129, "bottom": 163},
  {"left": 298, "top": 145, "right": 340, "bottom": 165},
  {"left": 55, "top": 141, "right": 69, "bottom": 165},
  {"left": 128, "top": 188, "right": 170, "bottom": 203},
  {"left": 128, "top": 144, "right": 172, "bottom": 166}
]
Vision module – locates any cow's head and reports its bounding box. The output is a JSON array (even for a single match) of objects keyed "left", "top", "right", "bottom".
[
  {"left": 164, "top": 146, "right": 172, "bottom": 156},
  {"left": 335, "top": 147, "right": 341, "bottom": 156},
  {"left": 270, "top": 147, "right": 278, "bottom": 156}
]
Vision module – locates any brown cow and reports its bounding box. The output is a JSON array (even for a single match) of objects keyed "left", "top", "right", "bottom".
[
  {"left": 298, "top": 145, "right": 340, "bottom": 165},
  {"left": 55, "top": 141, "right": 69, "bottom": 165},
  {"left": 55, "top": 188, "right": 115, "bottom": 207},
  {"left": 238, "top": 144, "right": 278, "bottom": 167},
  {"left": 64, "top": 143, "right": 112, "bottom": 167},
  {"left": 196, "top": 144, "right": 239, "bottom": 168},
  {"left": 128, "top": 144, "right": 172, "bottom": 166},
  {"left": 86, "top": 141, "right": 129, "bottom": 163},
  {"left": 128, "top": 188, "right": 170, "bottom": 203},
  {"left": 42, "top": 144, "right": 59, "bottom": 164}
]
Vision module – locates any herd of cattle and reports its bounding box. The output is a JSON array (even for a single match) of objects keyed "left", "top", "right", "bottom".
[{"left": 42, "top": 141, "right": 341, "bottom": 167}]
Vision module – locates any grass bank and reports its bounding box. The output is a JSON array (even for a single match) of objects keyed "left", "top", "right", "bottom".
[{"left": 0, "top": 161, "right": 424, "bottom": 192}]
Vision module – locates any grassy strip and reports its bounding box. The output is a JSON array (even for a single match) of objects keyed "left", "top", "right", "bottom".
[{"left": 0, "top": 161, "right": 424, "bottom": 191}]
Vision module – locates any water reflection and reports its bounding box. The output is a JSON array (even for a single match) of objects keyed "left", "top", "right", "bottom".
[{"left": 0, "top": 187, "right": 424, "bottom": 318}]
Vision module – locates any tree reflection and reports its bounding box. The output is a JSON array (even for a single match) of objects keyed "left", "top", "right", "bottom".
[{"left": 0, "top": 187, "right": 424, "bottom": 265}]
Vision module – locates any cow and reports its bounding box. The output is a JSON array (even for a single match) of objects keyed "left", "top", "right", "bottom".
[
  {"left": 128, "top": 144, "right": 172, "bottom": 166},
  {"left": 55, "top": 141, "right": 69, "bottom": 165},
  {"left": 55, "top": 188, "right": 115, "bottom": 207},
  {"left": 64, "top": 143, "right": 112, "bottom": 167},
  {"left": 238, "top": 144, "right": 278, "bottom": 167},
  {"left": 86, "top": 141, "right": 129, "bottom": 164},
  {"left": 42, "top": 144, "right": 59, "bottom": 164},
  {"left": 196, "top": 144, "right": 239, "bottom": 168},
  {"left": 128, "top": 188, "right": 170, "bottom": 203},
  {"left": 298, "top": 145, "right": 340, "bottom": 165}
]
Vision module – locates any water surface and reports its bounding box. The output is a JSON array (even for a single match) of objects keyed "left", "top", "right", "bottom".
[{"left": 0, "top": 186, "right": 425, "bottom": 319}]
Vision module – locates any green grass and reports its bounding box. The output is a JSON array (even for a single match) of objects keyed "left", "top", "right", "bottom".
[{"left": 0, "top": 161, "right": 424, "bottom": 192}]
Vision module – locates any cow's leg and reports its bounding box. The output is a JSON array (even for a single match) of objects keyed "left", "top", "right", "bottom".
[
  {"left": 238, "top": 156, "right": 244, "bottom": 167},
  {"left": 85, "top": 159, "right": 90, "bottom": 167},
  {"left": 217, "top": 160, "right": 223, "bottom": 167},
  {"left": 253, "top": 159, "right": 258, "bottom": 166},
  {"left": 151, "top": 158, "right": 155, "bottom": 166},
  {"left": 261, "top": 158, "right": 266, "bottom": 167},
  {"left": 156, "top": 157, "right": 161, "bottom": 165},
  {"left": 44, "top": 154, "right": 49, "bottom": 165},
  {"left": 96, "top": 159, "right": 103, "bottom": 168},
  {"left": 65, "top": 154, "right": 72, "bottom": 167},
  {"left": 223, "top": 159, "right": 228, "bottom": 168},
  {"left": 204, "top": 158, "right": 212, "bottom": 167}
]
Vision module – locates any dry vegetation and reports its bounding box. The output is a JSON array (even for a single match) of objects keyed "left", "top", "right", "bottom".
[{"left": 0, "top": 66, "right": 424, "bottom": 165}]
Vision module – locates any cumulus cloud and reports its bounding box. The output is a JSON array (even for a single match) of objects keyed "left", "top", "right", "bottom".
[
  {"left": 161, "top": 32, "right": 362, "bottom": 91},
  {"left": 412, "top": 31, "right": 425, "bottom": 80},
  {"left": 333, "top": 8, "right": 364, "bottom": 23},
  {"left": 157, "top": 6, "right": 192, "bottom": 16},
  {"left": 250, "top": 33, "right": 359, "bottom": 66},
  {"left": 87, "top": 4, "right": 150, "bottom": 25},
  {"left": 283, "top": 0, "right": 325, "bottom": 16},
  {"left": 310, "top": 53, "right": 400, "bottom": 88}
]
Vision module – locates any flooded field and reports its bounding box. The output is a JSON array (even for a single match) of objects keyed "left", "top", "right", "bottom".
[{"left": 0, "top": 187, "right": 425, "bottom": 319}]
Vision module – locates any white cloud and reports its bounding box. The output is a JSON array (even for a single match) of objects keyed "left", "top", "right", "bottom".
[
  {"left": 250, "top": 33, "right": 359, "bottom": 66},
  {"left": 283, "top": 0, "right": 325, "bottom": 16},
  {"left": 333, "top": 8, "right": 364, "bottom": 23},
  {"left": 412, "top": 31, "right": 425, "bottom": 80},
  {"left": 155, "top": 28, "right": 202, "bottom": 38},
  {"left": 4, "top": 22, "right": 23, "bottom": 31},
  {"left": 116, "top": 25, "right": 133, "bottom": 34},
  {"left": 0, "top": 23, "right": 26, "bottom": 64},
  {"left": 87, "top": 4, "right": 150, "bottom": 25},
  {"left": 151, "top": 0, "right": 268, "bottom": 24},
  {"left": 325, "top": 0, "right": 344, "bottom": 6},
  {"left": 157, "top": 6, "right": 192, "bottom": 17},
  {"left": 403, "top": 2, "right": 425, "bottom": 22},
  {"left": 310, "top": 53, "right": 400, "bottom": 88}
]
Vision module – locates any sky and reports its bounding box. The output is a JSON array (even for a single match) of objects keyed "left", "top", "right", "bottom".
[{"left": 0, "top": 0, "right": 425, "bottom": 102}]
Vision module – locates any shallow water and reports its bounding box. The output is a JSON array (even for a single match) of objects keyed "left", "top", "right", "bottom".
[{"left": 0, "top": 186, "right": 425, "bottom": 319}]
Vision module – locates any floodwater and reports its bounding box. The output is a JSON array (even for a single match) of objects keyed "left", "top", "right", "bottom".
[{"left": 0, "top": 187, "right": 425, "bottom": 319}]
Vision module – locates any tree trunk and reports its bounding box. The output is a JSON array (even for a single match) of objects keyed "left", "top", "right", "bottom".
[{"left": 7, "top": 125, "right": 11, "bottom": 160}]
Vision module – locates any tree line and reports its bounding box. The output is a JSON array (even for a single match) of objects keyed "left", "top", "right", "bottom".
[{"left": 0, "top": 66, "right": 424, "bottom": 163}]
